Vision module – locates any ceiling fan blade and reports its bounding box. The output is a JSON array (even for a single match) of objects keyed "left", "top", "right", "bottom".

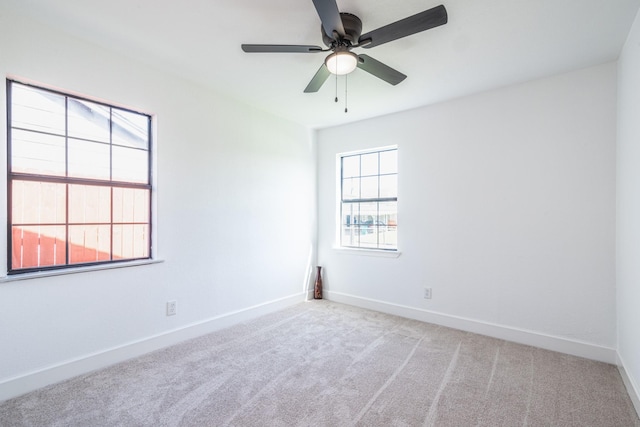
[
  {"left": 357, "top": 54, "right": 407, "bottom": 86},
  {"left": 242, "top": 44, "right": 323, "bottom": 53},
  {"left": 312, "top": 0, "right": 345, "bottom": 39},
  {"left": 358, "top": 4, "right": 447, "bottom": 49},
  {"left": 304, "top": 64, "right": 331, "bottom": 93}
]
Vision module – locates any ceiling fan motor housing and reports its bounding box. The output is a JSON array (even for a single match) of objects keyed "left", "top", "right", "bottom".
[{"left": 322, "top": 12, "right": 363, "bottom": 47}]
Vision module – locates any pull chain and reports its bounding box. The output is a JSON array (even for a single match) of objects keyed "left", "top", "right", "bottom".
[{"left": 344, "top": 73, "right": 348, "bottom": 113}]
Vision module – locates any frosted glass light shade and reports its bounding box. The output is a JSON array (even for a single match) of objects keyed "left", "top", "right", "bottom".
[{"left": 325, "top": 51, "right": 358, "bottom": 75}]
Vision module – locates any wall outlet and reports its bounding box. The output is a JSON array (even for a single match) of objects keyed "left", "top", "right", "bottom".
[
  {"left": 423, "top": 288, "right": 432, "bottom": 299},
  {"left": 167, "top": 300, "right": 177, "bottom": 316}
]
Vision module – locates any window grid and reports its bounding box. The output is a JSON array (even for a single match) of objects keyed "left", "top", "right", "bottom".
[
  {"left": 7, "top": 80, "right": 152, "bottom": 274},
  {"left": 340, "top": 148, "right": 397, "bottom": 250}
]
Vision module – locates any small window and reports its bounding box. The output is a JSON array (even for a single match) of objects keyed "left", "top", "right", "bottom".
[
  {"left": 7, "top": 80, "right": 152, "bottom": 274},
  {"left": 339, "top": 147, "right": 397, "bottom": 250}
]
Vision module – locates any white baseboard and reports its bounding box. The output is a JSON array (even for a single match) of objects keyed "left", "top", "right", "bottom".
[
  {"left": 306, "top": 288, "right": 315, "bottom": 300},
  {"left": 1, "top": 290, "right": 624, "bottom": 404},
  {"left": 0, "top": 293, "right": 306, "bottom": 402},
  {"left": 618, "top": 354, "right": 640, "bottom": 418},
  {"left": 326, "top": 291, "right": 617, "bottom": 364}
]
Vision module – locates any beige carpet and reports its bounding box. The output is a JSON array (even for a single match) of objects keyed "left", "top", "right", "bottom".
[{"left": 1, "top": 300, "right": 638, "bottom": 426}]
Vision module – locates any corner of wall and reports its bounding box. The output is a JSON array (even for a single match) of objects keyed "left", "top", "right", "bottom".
[{"left": 618, "top": 353, "right": 640, "bottom": 419}]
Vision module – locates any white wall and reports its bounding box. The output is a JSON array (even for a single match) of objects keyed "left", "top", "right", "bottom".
[
  {"left": 317, "top": 62, "right": 617, "bottom": 361},
  {"left": 617, "top": 8, "right": 640, "bottom": 413},
  {"left": 0, "top": 0, "right": 631, "bottom": 406},
  {"left": 0, "top": 6, "right": 316, "bottom": 400}
]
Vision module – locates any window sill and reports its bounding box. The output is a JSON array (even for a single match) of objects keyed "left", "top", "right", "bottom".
[
  {"left": 0, "top": 259, "right": 165, "bottom": 283},
  {"left": 333, "top": 247, "right": 401, "bottom": 258}
]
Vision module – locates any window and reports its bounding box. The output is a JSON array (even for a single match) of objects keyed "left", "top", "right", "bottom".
[
  {"left": 7, "top": 80, "right": 152, "bottom": 274},
  {"left": 340, "top": 147, "right": 397, "bottom": 250}
]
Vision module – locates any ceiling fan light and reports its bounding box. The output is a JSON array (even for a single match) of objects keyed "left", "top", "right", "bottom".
[{"left": 325, "top": 51, "right": 358, "bottom": 75}]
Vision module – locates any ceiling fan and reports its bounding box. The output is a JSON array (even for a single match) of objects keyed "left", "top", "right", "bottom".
[{"left": 241, "top": 0, "right": 448, "bottom": 93}]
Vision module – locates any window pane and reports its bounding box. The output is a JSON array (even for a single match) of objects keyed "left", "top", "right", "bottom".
[
  {"left": 342, "top": 155, "right": 360, "bottom": 178},
  {"left": 361, "top": 152, "right": 378, "bottom": 176},
  {"left": 11, "top": 129, "right": 66, "bottom": 176},
  {"left": 112, "top": 110, "right": 149, "bottom": 149},
  {"left": 379, "top": 150, "right": 397, "bottom": 174},
  {"left": 353, "top": 203, "right": 380, "bottom": 246},
  {"left": 342, "top": 202, "right": 359, "bottom": 227},
  {"left": 69, "top": 225, "right": 111, "bottom": 264},
  {"left": 67, "top": 99, "right": 110, "bottom": 143},
  {"left": 113, "top": 224, "right": 149, "bottom": 260},
  {"left": 378, "top": 201, "right": 398, "bottom": 249},
  {"left": 113, "top": 188, "right": 149, "bottom": 223},
  {"left": 112, "top": 146, "right": 148, "bottom": 183},
  {"left": 380, "top": 175, "right": 397, "bottom": 198},
  {"left": 341, "top": 202, "right": 359, "bottom": 247},
  {"left": 360, "top": 176, "right": 379, "bottom": 199},
  {"left": 358, "top": 202, "right": 377, "bottom": 228},
  {"left": 341, "top": 225, "right": 360, "bottom": 247},
  {"left": 12, "top": 225, "right": 66, "bottom": 269},
  {"left": 359, "top": 230, "right": 378, "bottom": 249},
  {"left": 342, "top": 177, "right": 360, "bottom": 200},
  {"left": 68, "top": 138, "right": 110, "bottom": 180},
  {"left": 378, "top": 226, "right": 397, "bottom": 250},
  {"left": 69, "top": 185, "right": 111, "bottom": 224},
  {"left": 12, "top": 181, "right": 66, "bottom": 224},
  {"left": 11, "top": 84, "right": 65, "bottom": 135},
  {"left": 379, "top": 201, "right": 397, "bottom": 226}
]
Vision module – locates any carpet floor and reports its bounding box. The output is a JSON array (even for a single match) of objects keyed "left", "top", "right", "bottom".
[{"left": 1, "top": 300, "right": 638, "bottom": 426}]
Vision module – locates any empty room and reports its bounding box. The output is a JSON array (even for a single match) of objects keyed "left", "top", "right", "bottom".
[{"left": 1, "top": 0, "right": 640, "bottom": 425}]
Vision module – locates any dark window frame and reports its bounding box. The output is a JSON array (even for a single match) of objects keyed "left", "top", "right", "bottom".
[
  {"left": 6, "top": 79, "right": 153, "bottom": 275},
  {"left": 339, "top": 147, "right": 398, "bottom": 251}
]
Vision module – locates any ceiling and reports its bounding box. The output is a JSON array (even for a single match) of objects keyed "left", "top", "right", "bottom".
[{"left": 4, "top": 0, "right": 640, "bottom": 129}]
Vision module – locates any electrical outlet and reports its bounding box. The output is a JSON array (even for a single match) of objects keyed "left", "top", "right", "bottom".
[
  {"left": 423, "top": 288, "right": 432, "bottom": 299},
  {"left": 167, "top": 300, "right": 177, "bottom": 316}
]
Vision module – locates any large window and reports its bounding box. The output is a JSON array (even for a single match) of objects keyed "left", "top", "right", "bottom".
[
  {"left": 7, "top": 80, "right": 152, "bottom": 274},
  {"left": 340, "top": 147, "right": 397, "bottom": 250}
]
